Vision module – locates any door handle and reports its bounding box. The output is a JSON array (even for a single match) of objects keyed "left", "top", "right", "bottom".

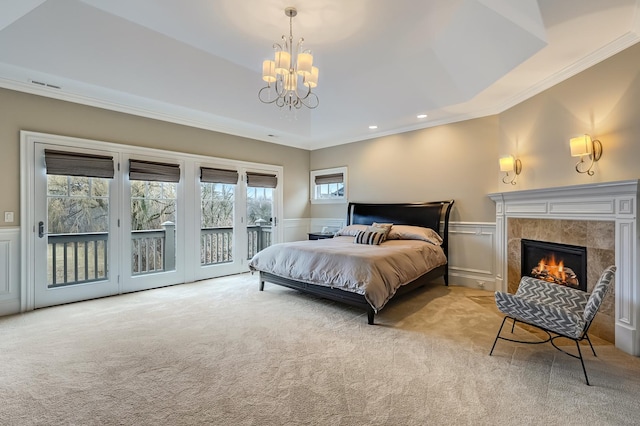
[{"left": 38, "top": 221, "right": 45, "bottom": 238}]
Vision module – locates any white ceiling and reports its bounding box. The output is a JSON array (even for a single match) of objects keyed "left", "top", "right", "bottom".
[{"left": 0, "top": 0, "right": 639, "bottom": 150}]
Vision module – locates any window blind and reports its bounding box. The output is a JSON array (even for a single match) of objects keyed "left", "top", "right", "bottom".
[
  {"left": 314, "top": 172, "right": 343, "bottom": 185},
  {"left": 129, "top": 159, "right": 180, "bottom": 183},
  {"left": 44, "top": 149, "right": 115, "bottom": 179},
  {"left": 200, "top": 167, "right": 239, "bottom": 184},
  {"left": 246, "top": 172, "right": 277, "bottom": 188}
]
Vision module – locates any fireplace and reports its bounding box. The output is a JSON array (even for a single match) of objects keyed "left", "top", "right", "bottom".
[
  {"left": 489, "top": 179, "right": 640, "bottom": 356},
  {"left": 521, "top": 239, "right": 587, "bottom": 292}
]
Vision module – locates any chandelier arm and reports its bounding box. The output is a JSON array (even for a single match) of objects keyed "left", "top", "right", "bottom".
[
  {"left": 299, "top": 92, "right": 319, "bottom": 109},
  {"left": 258, "top": 86, "right": 278, "bottom": 104}
]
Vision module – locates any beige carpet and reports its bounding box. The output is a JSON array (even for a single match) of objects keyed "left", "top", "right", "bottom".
[{"left": 1, "top": 274, "right": 639, "bottom": 425}]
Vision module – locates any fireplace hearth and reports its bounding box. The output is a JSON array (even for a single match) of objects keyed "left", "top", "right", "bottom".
[{"left": 521, "top": 239, "right": 587, "bottom": 292}]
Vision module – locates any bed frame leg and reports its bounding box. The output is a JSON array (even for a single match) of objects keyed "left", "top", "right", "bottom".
[
  {"left": 367, "top": 307, "right": 375, "bottom": 325},
  {"left": 259, "top": 278, "right": 265, "bottom": 291}
]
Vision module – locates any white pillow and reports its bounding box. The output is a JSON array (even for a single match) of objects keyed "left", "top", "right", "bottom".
[
  {"left": 369, "top": 222, "right": 393, "bottom": 239},
  {"left": 387, "top": 225, "right": 443, "bottom": 245},
  {"left": 335, "top": 224, "right": 368, "bottom": 237}
]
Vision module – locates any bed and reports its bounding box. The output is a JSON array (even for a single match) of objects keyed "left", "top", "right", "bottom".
[{"left": 249, "top": 200, "right": 454, "bottom": 324}]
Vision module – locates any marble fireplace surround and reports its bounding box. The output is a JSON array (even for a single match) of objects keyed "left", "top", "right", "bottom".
[{"left": 489, "top": 180, "right": 639, "bottom": 356}]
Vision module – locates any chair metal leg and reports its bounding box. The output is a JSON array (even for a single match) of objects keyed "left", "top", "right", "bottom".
[
  {"left": 490, "top": 316, "right": 509, "bottom": 355},
  {"left": 575, "top": 340, "right": 590, "bottom": 386},
  {"left": 584, "top": 333, "right": 597, "bottom": 357}
]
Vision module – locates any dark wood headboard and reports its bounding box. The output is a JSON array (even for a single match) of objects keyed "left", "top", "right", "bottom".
[{"left": 347, "top": 200, "right": 455, "bottom": 257}]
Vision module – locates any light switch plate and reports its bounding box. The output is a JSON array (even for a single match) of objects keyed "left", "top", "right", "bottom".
[{"left": 4, "top": 211, "right": 14, "bottom": 222}]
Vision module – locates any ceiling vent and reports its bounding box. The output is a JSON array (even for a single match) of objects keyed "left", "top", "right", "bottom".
[{"left": 30, "top": 79, "right": 62, "bottom": 90}]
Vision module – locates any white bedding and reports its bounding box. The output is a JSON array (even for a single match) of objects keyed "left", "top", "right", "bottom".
[{"left": 249, "top": 235, "right": 447, "bottom": 311}]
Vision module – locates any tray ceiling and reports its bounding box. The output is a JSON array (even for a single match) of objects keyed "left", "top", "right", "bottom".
[{"left": 0, "top": 0, "right": 638, "bottom": 150}]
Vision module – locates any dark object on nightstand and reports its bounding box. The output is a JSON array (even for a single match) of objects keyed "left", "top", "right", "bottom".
[{"left": 308, "top": 232, "right": 334, "bottom": 240}]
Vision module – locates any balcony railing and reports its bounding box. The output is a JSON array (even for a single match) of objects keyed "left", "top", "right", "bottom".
[
  {"left": 47, "top": 232, "right": 108, "bottom": 287},
  {"left": 47, "top": 224, "right": 272, "bottom": 286}
]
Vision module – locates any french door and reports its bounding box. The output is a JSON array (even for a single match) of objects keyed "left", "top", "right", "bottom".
[
  {"left": 32, "top": 143, "right": 120, "bottom": 308},
  {"left": 23, "top": 132, "right": 282, "bottom": 310},
  {"left": 120, "top": 155, "right": 185, "bottom": 293}
]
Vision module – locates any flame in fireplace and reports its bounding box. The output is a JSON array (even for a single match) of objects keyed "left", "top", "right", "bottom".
[{"left": 532, "top": 254, "right": 578, "bottom": 287}]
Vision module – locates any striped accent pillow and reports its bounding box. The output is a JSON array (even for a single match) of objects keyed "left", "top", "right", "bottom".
[{"left": 354, "top": 230, "right": 386, "bottom": 245}]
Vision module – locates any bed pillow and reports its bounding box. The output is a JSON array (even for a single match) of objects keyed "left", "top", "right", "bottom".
[
  {"left": 369, "top": 222, "right": 393, "bottom": 239},
  {"left": 387, "top": 225, "right": 443, "bottom": 246},
  {"left": 335, "top": 224, "right": 368, "bottom": 237},
  {"left": 354, "top": 230, "right": 387, "bottom": 245}
]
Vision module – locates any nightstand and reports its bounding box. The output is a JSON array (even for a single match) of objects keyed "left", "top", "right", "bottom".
[{"left": 308, "top": 232, "right": 334, "bottom": 240}]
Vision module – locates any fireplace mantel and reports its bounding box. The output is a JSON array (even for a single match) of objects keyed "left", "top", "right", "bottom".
[{"left": 489, "top": 180, "right": 639, "bottom": 356}]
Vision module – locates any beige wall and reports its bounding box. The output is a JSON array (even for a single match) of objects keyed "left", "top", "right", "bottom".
[
  {"left": 0, "top": 88, "right": 310, "bottom": 227},
  {"left": 498, "top": 41, "right": 640, "bottom": 190},
  {"left": 311, "top": 42, "right": 640, "bottom": 223},
  {"left": 311, "top": 116, "right": 500, "bottom": 223}
]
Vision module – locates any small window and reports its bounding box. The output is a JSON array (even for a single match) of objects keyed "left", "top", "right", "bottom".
[{"left": 310, "top": 167, "right": 347, "bottom": 204}]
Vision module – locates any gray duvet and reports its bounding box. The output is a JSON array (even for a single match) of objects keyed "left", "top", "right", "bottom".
[{"left": 248, "top": 236, "right": 446, "bottom": 311}]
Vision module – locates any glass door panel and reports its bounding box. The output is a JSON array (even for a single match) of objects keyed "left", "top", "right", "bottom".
[
  {"left": 200, "top": 182, "right": 235, "bottom": 266},
  {"left": 246, "top": 186, "right": 274, "bottom": 259},
  {"left": 47, "top": 175, "right": 110, "bottom": 286},
  {"left": 130, "top": 180, "right": 177, "bottom": 275}
]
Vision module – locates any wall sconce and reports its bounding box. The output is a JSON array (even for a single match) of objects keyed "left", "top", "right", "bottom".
[
  {"left": 570, "top": 134, "right": 602, "bottom": 175},
  {"left": 499, "top": 155, "right": 522, "bottom": 185}
]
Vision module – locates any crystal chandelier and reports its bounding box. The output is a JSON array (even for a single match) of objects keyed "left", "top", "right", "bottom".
[{"left": 258, "top": 7, "right": 319, "bottom": 110}]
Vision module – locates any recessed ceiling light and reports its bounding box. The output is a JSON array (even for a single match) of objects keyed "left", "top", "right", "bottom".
[
  {"left": 369, "top": 125, "right": 378, "bottom": 130},
  {"left": 417, "top": 114, "right": 428, "bottom": 119}
]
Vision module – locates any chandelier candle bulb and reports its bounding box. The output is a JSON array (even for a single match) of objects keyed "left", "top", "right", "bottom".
[
  {"left": 274, "top": 51, "right": 290, "bottom": 75},
  {"left": 262, "top": 60, "right": 276, "bottom": 83},
  {"left": 304, "top": 66, "right": 319, "bottom": 88},
  {"left": 285, "top": 73, "right": 297, "bottom": 91},
  {"left": 296, "top": 52, "right": 313, "bottom": 76}
]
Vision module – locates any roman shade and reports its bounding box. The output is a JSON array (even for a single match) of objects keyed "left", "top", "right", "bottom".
[
  {"left": 44, "top": 149, "right": 114, "bottom": 179},
  {"left": 129, "top": 159, "right": 180, "bottom": 183},
  {"left": 246, "top": 172, "right": 277, "bottom": 188},
  {"left": 314, "top": 172, "right": 343, "bottom": 185},
  {"left": 200, "top": 167, "right": 239, "bottom": 185}
]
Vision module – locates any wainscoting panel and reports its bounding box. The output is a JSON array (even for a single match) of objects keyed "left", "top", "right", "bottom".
[
  {"left": 447, "top": 222, "right": 496, "bottom": 290},
  {"left": 0, "top": 227, "right": 20, "bottom": 316},
  {"left": 309, "top": 218, "right": 346, "bottom": 235},
  {"left": 283, "top": 219, "right": 310, "bottom": 242}
]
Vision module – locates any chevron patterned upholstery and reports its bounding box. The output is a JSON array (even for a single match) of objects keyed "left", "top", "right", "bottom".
[
  {"left": 490, "top": 265, "right": 617, "bottom": 385},
  {"left": 495, "top": 266, "right": 616, "bottom": 339},
  {"left": 584, "top": 266, "right": 617, "bottom": 322}
]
